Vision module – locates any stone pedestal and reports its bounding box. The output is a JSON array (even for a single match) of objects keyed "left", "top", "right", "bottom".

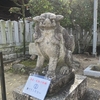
[{"left": 13, "top": 74, "right": 87, "bottom": 100}]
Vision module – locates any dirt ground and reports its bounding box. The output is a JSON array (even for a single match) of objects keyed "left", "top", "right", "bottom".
[{"left": 0, "top": 54, "right": 100, "bottom": 100}]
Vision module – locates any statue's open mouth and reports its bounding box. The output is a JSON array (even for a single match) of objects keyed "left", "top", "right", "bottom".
[{"left": 40, "top": 24, "right": 56, "bottom": 29}]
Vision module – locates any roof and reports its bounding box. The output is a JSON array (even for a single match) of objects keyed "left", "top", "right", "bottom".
[{"left": 0, "top": 0, "right": 30, "bottom": 20}]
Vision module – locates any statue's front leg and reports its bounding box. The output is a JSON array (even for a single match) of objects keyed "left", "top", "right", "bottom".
[
  {"left": 34, "top": 56, "right": 45, "bottom": 74},
  {"left": 65, "top": 50, "right": 73, "bottom": 72},
  {"left": 46, "top": 57, "right": 58, "bottom": 79}
]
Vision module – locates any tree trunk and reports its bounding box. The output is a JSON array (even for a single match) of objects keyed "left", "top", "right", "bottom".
[{"left": 22, "top": 0, "right": 26, "bottom": 56}]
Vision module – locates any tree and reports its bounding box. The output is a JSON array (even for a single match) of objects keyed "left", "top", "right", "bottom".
[
  {"left": 10, "top": 0, "right": 98, "bottom": 53},
  {"left": 29, "top": 0, "right": 72, "bottom": 28},
  {"left": 29, "top": 0, "right": 53, "bottom": 17},
  {"left": 9, "top": 0, "right": 29, "bottom": 56},
  {"left": 48, "top": 0, "right": 72, "bottom": 27},
  {"left": 70, "top": 0, "right": 94, "bottom": 31}
]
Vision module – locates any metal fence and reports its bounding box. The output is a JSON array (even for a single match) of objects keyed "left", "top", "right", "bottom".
[{"left": 0, "top": 52, "right": 7, "bottom": 100}]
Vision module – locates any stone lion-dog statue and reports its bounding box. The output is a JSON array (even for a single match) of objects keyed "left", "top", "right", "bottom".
[{"left": 33, "top": 12, "right": 75, "bottom": 79}]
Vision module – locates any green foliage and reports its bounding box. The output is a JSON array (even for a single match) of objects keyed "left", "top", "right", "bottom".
[
  {"left": 48, "top": 0, "right": 72, "bottom": 27},
  {"left": 9, "top": 0, "right": 99, "bottom": 31},
  {"left": 28, "top": 0, "right": 97, "bottom": 31},
  {"left": 9, "top": 0, "right": 27, "bottom": 56},
  {"left": 29, "top": 0, "right": 72, "bottom": 27},
  {"left": 70, "top": 0, "right": 94, "bottom": 30},
  {"left": 29, "top": 0, "right": 53, "bottom": 17},
  {"left": 9, "top": 7, "right": 21, "bottom": 15},
  {"left": 20, "top": 59, "right": 36, "bottom": 68},
  {"left": 20, "top": 59, "right": 48, "bottom": 68}
]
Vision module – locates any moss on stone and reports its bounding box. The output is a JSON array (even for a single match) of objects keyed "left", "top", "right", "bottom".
[
  {"left": 20, "top": 59, "right": 36, "bottom": 68},
  {"left": 20, "top": 59, "right": 48, "bottom": 68}
]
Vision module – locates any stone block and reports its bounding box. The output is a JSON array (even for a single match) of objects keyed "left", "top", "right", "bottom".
[
  {"left": 82, "top": 88, "right": 100, "bottom": 100},
  {"left": 13, "top": 75, "right": 87, "bottom": 100},
  {"left": 29, "top": 43, "right": 37, "bottom": 55},
  {"left": 84, "top": 65, "right": 100, "bottom": 78}
]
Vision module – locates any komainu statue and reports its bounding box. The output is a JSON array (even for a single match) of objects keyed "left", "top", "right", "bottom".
[{"left": 33, "top": 12, "right": 75, "bottom": 80}]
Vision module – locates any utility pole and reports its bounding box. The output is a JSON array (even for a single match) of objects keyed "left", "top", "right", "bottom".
[{"left": 93, "top": 0, "right": 98, "bottom": 56}]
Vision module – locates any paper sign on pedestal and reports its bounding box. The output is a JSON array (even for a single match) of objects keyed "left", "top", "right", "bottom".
[{"left": 23, "top": 74, "right": 51, "bottom": 100}]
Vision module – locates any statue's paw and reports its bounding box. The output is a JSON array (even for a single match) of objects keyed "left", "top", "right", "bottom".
[
  {"left": 33, "top": 67, "right": 42, "bottom": 74},
  {"left": 30, "top": 55, "right": 37, "bottom": 60},
  {"left": 42, "top": 66, "right": 48, "bottom": 75},
  {"left": 35, "top": 36, "right": 44, "bottom": 43},
  {"left": 60, "top": 66, "right": 69, "bottom": 75},
  {"left": 46, "top": 71, "right": 56, "bottom": 80}
]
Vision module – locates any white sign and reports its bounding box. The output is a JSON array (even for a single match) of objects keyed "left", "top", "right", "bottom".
[{"left": 23, "top": 74, "right": 51, "bottom": 100}]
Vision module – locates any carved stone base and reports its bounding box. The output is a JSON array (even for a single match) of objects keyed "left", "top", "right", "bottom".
[
  {"left": 48, "top": 72, "right": 75, "bottom": 96},
  {"left": 13, "top": 75, "right": 87, "bottom": 100}
]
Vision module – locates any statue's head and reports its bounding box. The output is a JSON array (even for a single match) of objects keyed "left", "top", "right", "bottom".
[{"left": 33, "top": 12, "right": 63, "bottom": 29}]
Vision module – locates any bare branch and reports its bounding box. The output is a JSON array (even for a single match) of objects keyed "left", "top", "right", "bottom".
[{"left": 10, "top": 0, "right": 22, "bottom": 7}]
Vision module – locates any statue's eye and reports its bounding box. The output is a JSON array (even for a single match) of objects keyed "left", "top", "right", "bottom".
[
  {"left": 50, "top": 19, "right": 55, "bottom": 23},
  {"left": 50, "top": 17, "right": 55, "bottom": 23},
  {"left": 40, "top": 17, "right": 45, "bottom": 21}
]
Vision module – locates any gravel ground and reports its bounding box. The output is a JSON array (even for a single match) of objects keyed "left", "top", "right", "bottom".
[{"left": 0, "top": 72, "right": 28, "bottom": 100}]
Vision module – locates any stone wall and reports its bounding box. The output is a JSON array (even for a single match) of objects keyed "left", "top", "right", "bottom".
[
  {"left": 0, "top": 20, "right": 34, "bottom": 61},
  {"left": 1, "top": 44, "right": 29, "bottom": 61}
]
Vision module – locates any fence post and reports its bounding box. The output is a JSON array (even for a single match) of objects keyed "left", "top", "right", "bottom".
[
  {"left": 30, "top": 22, "right": 34, "bottom": 42},
  {"left": 0, "top": 20, "right": 7, "bottom": 44},
  {"left": 25, "top": 20, "right": 30, "bottom": 42},
  {"left": 6, "top": 20, "right": 13, "bottom": 44},
  {"left": 19, "top": 21, "right": 23, "bottom": 43},
  {"left": 13, "top": 21, "right": 20, "bottom": 45},
  {"left": 0, "top": 52, "right": 7, "bottom": 100}
]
